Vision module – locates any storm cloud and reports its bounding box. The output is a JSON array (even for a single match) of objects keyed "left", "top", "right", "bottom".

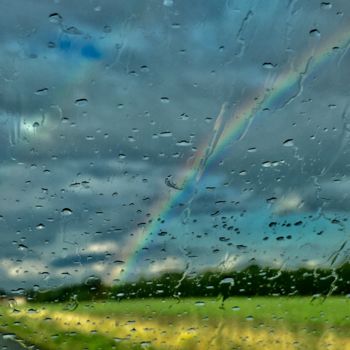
[{"left": 0, "top": 0, "right": 350, "bottom": 290}]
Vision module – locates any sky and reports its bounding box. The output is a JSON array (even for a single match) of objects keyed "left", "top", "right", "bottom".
[{"left": 0, "top": 0, "right": 350, "bottom": 291}]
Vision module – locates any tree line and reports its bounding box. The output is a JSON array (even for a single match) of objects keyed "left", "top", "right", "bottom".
[{"left": 21, "top": 262, "right": 350, "bottom": 303}]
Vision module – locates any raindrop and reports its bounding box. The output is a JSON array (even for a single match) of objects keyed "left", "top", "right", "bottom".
[
  {"left": 48, "top": 13, "right": 62, "bottom": 24},
  {"left": 309, "top": 29, "right": 320, "bottom": 37},
  {"left": 85, "top": 275, "right": 100, "bottom": 285},
  {"left": 266, "top": 197, "right": 277, "bottom": 204},
  {"left": 140, "top": 65, "right": 149, "bottom": 72},
  {"left": 74, "top": 98, "right": 88, "bottom": 107},
  {"left": 165, "top": 176, "right": 183, "bottom": 190},
  {"left": 246, "top": 315, "right": 254, "bottom": 321},
  {"left": 61, "top": 208, "right": 73, "bottom": 216},
  {"left": 176, "top": 140, "right": 191, "bottom": 146},
  {"left": 160, "top": 131, "right": 173, "bottom": 137},
  {"left": 35, "top": 88, "right": 48, "bottom": 96},
  {"left": 321, "top": 2, "right": 332, "bottom": 9},
  {"left": 283, "top": 139, "right": 294, "bottom": 147},
  {"left": 2, "top": 334, "right": 16, "bottom": 340},
  {"left": 65, "top": 26, "right": 82, "bottom": 35},
  {"left": 18, "top": 244, "right": 28, "bottom": 251},
  {"left": 219, "top": 277, "right": 234, "bottom": 285},
  {"left": 232, "top": 306, "right": 240, "bottom": 311},
  {"left": 195, "top": 301, "right": 205, "bottom": 306},
  {"left": 27, "top": 308, "right": 38, "bottom": 314},
  {"left": 160, "top": 97, "right": 170, "bottom": 103},
  {"left": 180, "top": 113, "right": 189, "bottom": 120},
  {"left": 262, "top": 62, "right": 276, "bottom": 69},
  {"left": 36, "top": 223, "right": 45, "bottom": 230}
]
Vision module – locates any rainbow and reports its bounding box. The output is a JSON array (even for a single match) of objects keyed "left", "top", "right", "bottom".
[{"left": 119, "top": 27, "right": 350, "bottom": 281}]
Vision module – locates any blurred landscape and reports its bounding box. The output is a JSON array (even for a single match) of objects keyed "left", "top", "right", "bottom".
[
  {"left": 0, "top": 297, "right": 349, "bottom": 349},
  {"left": 0, "top": 264, "right": 349, "bottom": 349},
  {"left": 1, "top": 1, "right": 350, "bottom": 349}
]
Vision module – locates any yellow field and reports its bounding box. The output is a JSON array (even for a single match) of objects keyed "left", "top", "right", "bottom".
[{"left": 0, "top": 297, "right": 349, "bottom": 350}]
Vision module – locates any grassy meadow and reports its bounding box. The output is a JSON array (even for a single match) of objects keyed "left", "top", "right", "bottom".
[{"left": 0, "top": 297, "right": 349, "bottom": 350}]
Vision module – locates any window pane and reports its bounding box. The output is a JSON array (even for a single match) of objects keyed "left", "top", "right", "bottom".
[{"left": 0, "top": 1, "right": 349, "bottom": 349}]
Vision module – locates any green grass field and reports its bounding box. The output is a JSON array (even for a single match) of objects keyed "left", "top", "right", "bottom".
[{"left": 0, "top": 297, "right": 349, "bottom": 350}]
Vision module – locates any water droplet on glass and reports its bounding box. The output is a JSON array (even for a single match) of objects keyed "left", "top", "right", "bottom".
[
  {"left": 74, "top": 98, "right": 88, "bottom": 107},
  {"left": 309, "top": 29, "right": 320, "bottom": 37},
  {"left": 160, "top": 97, "right": 170, "bottom": 103},
  {"left": 180, "top": 113, "right": 189, "bottom": 120},
  {"left": 140, "top": 65, "right": 149, "bottom": 72},
  {"left": 266, "top": 197, "right": 277, "bottom": 204},
  {"left": 36, "top": 223, "right": 45, "bottom": 230},
  {"left": 195, "top": 301, "right": 205, "bottom": 306},
  {"left": 232, "top": 306, "right": 240, "bottom": 311},
  {"left": 35, "top": 88, "right": 48, "bottom": 96},
  {"left": 61, "top": 208, "right": 73, "bottom": 216},
  {"left": 219, "top": 277, "right": 234, "bottom": 285},
  {"left": 65, "top": 26, "right": 82, "bottom": 35},
  {"left": 18, "top": 244, "right": 28, "bottom": 251},
  {"left": 85, "top": 275, "right": 100, "bottom": 285},
  {"left": 176, "top": 140, "right": 191, "bottom": 147},
  {"left": 160, "top": 131, "right": 173, "bottom": 137},
  {"left": 49, "top": 13, "right": 62, "bottom": 24},
  {"left": 283, "top": 139, "right": 294, "bottom": 147},
  {"left": 2, "top": 334, "right": 16, "bottom": 340},
  {"left": 321, "top": 2, "right": 332, "bottom": 10},
  {"left": 262, "top": 62, "right": 276, "bottom": 69},
  {"left": 246, "top": 315, "right": 254, "bottom": 321}
]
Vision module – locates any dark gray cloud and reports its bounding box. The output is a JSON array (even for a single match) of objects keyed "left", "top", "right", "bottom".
[
  {"left": 0, "top": 0, "right": 350, "bottom": 289},
  {"left": 50, "top": 252, "right": 112, "bottom": 268}
]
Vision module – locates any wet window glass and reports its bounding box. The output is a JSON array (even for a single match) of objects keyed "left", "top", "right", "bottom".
[{"left": 0, "top": 1, "right": 349, "bottom": 349}]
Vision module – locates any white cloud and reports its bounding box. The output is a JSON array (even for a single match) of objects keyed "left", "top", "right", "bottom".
[
  {"left": 85, "top": 241, "right": 119, "bottom": 254},
  {"left": 0, "top": 258, "right": 48, "bottom": 279},
  {"left": 148, "top": 256, "right": 185, "bottom": 275},
  {"left": 273, "top": 192, "right": 304, "bottom": 215}
]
